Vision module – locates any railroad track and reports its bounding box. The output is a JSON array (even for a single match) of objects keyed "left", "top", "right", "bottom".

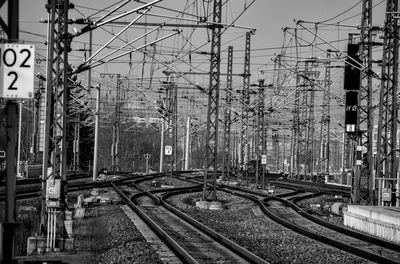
[
  {"left": 268, "top": 179, "right": 350, "bottom": 196},
  {"left": 112, "top": 178, "right": 270, "bottom": 264},
  {"left": 0, "top": 172, "right": 92, "bottom": 187},
  {"left": 219, "top": 186, "right": 400, "bottom": 264},
  {"left": 0, "top": 172, "right": 151, "bottom": 201}
]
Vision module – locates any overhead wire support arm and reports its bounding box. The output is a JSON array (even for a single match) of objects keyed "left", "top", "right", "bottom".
[
  {"left": 84, "top": 8, "right": 151, "bottom": 65},
  {"left": 72, "top": 0, "right": 163, "bottom": 38},
  {"left": 292, "top": 22, "right": 365, "bottom": 71},
  {"left": 161, "top": 70, "right": 250, "bottom": 77},
  {"left": 277, "top": 59, "right": 345, "bottom": 104},
  {"left": 134, "top": 10, "right": 256, "bottom": 31},
  {"left": 74, "top": 29, "right": 180, "bottom": 73}
]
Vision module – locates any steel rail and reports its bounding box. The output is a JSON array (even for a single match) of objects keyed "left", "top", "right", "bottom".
[
  {"left": 126, "top": 181, "right": 270, "bottom": 264},
  {"left": 220, "top": 187, "right": 400, "bottom": 264},
  {"left": 112, "top": 182, "right": 201, "bottom": 264}
]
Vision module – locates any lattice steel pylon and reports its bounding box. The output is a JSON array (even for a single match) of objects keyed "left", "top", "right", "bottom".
[
  {"left": 255, "top": 79, "right": 265, "bottom": 187},
  {"left": 293, "top": 61, "right": 319, "bottom": 179},
  {"left": 318, "top": 55, "right": 331, "bottom": 175},
  {"left": 222, "top": 46, "right": 233, "bottom": 181},
  {"left": 72, "top": 116, "right": 80, "bottom": 171},
  {"left": 291, "top": 73, "right": 301, "bottom": 179},
  {"left": 202, "top": 0, "right": 222, "bottom": 201},
  {"left": 40, "top": 0, "right": 72, "bottom": 243},
  {"left": 356, "top": 0, "right": 374, "bottom": 204},
  {"left": 298, "top": 63, "right": 312, "bottom": 178},
  {"left": 375, "top": 0, "right": 399, "bottom": 206},
  {"left": 112, "top": 75, "right": 121, "bottom": 172},
  {"left": 163, "top": 75, "right": 177, "bottom": 174},
  {"left": 240, "top": 31, "right": 251, "bottom": 184},
  {"left": 298, "top": 70, "right": 309, "bottom": 178},
  {"left": 304, "top": 62, "right": 317, "bottom": 177},
  {"left": 171, "top": 77, "right": 178, "bottom": 173},
  {"left": 43, "top": 0, "right": 71, "bottom": 188}
]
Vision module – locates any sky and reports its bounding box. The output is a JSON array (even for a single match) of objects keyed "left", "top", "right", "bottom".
[
  {"left": 15, "top": 0, "right": 386, "bottom": 76},
  {"left": 6, "top": 0, "right": 389, "bottom": 134}
]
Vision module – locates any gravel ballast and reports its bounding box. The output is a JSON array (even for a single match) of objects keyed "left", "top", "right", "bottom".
[
  {"left": 75, "top": 203, "right": 164, "bottom": 264},
  {"left": 168, "top": 191, "right": 374, "bottom": 264}
]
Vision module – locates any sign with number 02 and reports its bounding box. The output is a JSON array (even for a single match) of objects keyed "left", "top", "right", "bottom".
[{"left": 0, "top": 44, "right": 35, "bottom": 99}]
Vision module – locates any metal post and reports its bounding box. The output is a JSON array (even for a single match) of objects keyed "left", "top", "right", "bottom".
[
  {"left": 4, "top": 102, "right": 18, "bottom": 264},
  {"left": 93, "top": 85, "right": 100, "bottom": 181},
  {"left": 283, "top": 135, "right": 286, "bottom": 171},
  {"left": 2, "top": 1, "right": 19, "bottom": 262},
  {"left": 185, "top": 117, "right": 190, "bottom": 170},
  {"left": 159, "top": 120, "right": 164, "bottom": 172},
  {"left": 17, "top": 102, "right": 22, "bottom": 177}
]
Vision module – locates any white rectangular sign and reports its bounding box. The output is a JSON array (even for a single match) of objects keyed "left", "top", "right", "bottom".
[
  {"left": 261, "top": 155, "right": 267, "bottom": 165},
  {"left": 0, "top": 44, "right": 35, "bottom": 99},
  {"left": 165, "top": 145, "right": 172, "bottom": 155}
]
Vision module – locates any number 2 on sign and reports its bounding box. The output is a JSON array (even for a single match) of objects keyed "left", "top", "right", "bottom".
[{"left": 1, "top": 48, "right": 32, "bottom": 90}]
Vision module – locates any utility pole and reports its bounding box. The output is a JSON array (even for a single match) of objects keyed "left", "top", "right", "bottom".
[
  {"left": 240, "top": 31, "right": 252, "bottom": 186},
  {"left": 222, "top": 46, "right": 233, "bottom": 181},
  {"left": 375, "top": 0, "right": 399, "bottom": 207},
  {"left": 202, "top": 0, "right": 222, "bottom": 201}
]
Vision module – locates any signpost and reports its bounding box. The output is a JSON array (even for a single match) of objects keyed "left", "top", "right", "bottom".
[
  {"left": 0, "top": 43, "right": 35, "bottom": 263},
  {"left": 0, "top": 44, "right": 35, "bottom": 99}
]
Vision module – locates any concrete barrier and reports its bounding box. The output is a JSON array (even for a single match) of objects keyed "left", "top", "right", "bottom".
[
  {"left": 27, "top": 237, "right": 75, "bottom": 255},
  {"left": 343, "top": 205, "right": 400, "bottom": 243},
  {"left": 196, "top": 200, "right": 223, "bottom": 210}
]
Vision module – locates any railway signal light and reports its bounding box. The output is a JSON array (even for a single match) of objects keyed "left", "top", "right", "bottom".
[
  {"left": 345, "top": 91, "right": 358, "bottom": 133},
  {"left": 344, "top": 43, "right": 361, "bottom": 91}
]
